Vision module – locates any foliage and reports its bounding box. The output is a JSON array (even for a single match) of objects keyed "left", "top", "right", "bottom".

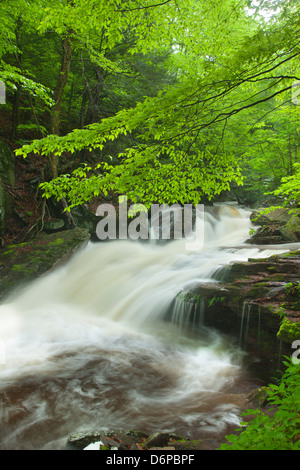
[
  {"left": 252, "top": 162, "right": 300, "bottom": 224},
  {"left": 270, "top": 163, "right": 300, "bottom": 214},
  {"left": 0, "top": 64, "right": 54, "bottom": 107},
  {"left": 1, "top": 0, "right": 300, "bottom": 208},
  {"left": 219, "top": 358, "right": 300, "bottom": 450},
  {"left": 0, "top": 0, "right": 55, "bottom": 105}
]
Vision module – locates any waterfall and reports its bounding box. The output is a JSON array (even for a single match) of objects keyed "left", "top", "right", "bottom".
[
  {"left": 0, "top": 203, "right": 293, "bottom": 449},
  {"left": 257, "top": 306, "right": 261, "bottom": 352},
  {"left": 166, "top": 294, "right": 206, "bottom": 334},
  {"left": 239, "top": 302, "right": 252, "bottom": 349}
]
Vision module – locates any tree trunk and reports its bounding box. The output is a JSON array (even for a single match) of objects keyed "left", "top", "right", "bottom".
[
  {"left": 50, "top": 36, "right": 73, "bottom": 179},
  {"left": 11, "top": 87, "right": 20, "bottom": 139},
  {"left": 49, "top": 35, "right": 76, "bottom": 227}
]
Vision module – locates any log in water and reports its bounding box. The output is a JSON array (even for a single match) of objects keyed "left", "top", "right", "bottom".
[{"left": 0, "top": 204, "right": 289, "bottom": 449}]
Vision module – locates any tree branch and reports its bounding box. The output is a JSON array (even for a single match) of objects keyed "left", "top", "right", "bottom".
[{"left": 117, "top": 0, "right": 174, "bottom": 12}]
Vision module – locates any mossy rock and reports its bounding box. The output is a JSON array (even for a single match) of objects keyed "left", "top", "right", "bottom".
[
  {"left": 277, "top": 318, "right": 300, "bottom": 344},
  {"left": 247, "top": 387, "right": 269, "bottom": 408},
  {"left": 0, "top": 227, "right": 90, "bottom": 300},
  {"left": 286, "top": 216, "right": 300, "bottom": 238}
]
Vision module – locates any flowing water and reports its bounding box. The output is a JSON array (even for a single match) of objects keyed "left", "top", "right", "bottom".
[{"left": 0, "top": 204, "right": 294, "bottom": 449}]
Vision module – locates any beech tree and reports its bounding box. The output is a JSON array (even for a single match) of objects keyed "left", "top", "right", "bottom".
[
  {"left": 0, "top": 0, "right": 54, "bottom": 121},
  {"left": 10, "top": 0, "right": 300, "bottom": 208}
]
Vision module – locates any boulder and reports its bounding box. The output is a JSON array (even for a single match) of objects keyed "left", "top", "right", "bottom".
[
  {"left": 67, "top": 432, "right": 104, "bottom": 450},
  {"left": 143, "top": 432, "right": 175, "bottom": 449},
  {"left": 43, "top": 218, "right": 65, "bottom": 233},
  {"left": 247, "top": 208, "right": 300, "bottom": 244},
  {"left": 247, "top": 224, "right": 299, "bottom": 244},
  {"left": 250, "top": 208, "right": 292, "bottom": 226},
  {"left": 70, "top": 205, "right": 99, "bottom": 239}
]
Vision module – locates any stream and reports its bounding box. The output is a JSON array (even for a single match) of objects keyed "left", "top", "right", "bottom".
[{"left": 0, "top": 204, "right": 291, "bottom": 449}]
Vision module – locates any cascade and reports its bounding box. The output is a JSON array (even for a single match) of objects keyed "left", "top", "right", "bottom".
[
  {"left": 239, "top": 302, "right": 252, "bottom": 349},
  {"left": 257, "top": 306, "right": 261, "bottom": 352},
  {"left": 0, "top": 203, "right": 293, "bottom": 450},
  {"left": 166, "top": 294, "right": 206, "bottom": 334}
]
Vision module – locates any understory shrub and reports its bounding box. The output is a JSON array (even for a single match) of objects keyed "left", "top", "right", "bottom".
[{"left": 219, "top": 358, "right": 300, "bottom": 450}]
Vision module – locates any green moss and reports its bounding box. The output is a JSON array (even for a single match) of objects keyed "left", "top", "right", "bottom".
[
  {"left": 277, "top": 318, "right": 300, "bottom": 343},
  {"left": 247, "top": 283, "right": 269, "bottom": 298},
  {"left": 271, "top": 274, "right": 285, "bottom": 282},
  {"left": 49, "top": 238, "right": 64, "bottom": 245},
  {"left": 0, "top": 228, "right": 90, "bottom": 301},
  {"left": 208, "top": 295, "right": 226, "bottom": 307},
  {"left": 169, "top": 439, "right": 203, "bottom": 450},
  {"left": 281, "top": 249, "right": 300, "bottom": 258},
  {"left": 286, "top": 216, "right": 300, "bottom": 234},
  {"left": 3, "top": 249, "right": 14, "bottom": 255},
  {"left": 12, "top": 264, "right": 24, "bottom": 271}
]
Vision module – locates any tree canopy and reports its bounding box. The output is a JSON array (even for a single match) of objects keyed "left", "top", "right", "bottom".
[{"left": 1, "top": 0, "right": 299, "bottom": 209}]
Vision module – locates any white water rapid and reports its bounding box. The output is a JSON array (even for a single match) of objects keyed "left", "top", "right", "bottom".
[{"left": 0, "top": 204, "right": 294, "bottom": 449}]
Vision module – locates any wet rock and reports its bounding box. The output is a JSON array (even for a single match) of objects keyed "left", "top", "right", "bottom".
[
  {"left": 144, "top": 432, "right": 175, "bottom": 449},
  {"left": 66, "top": 430, "right": 204, "bottom": 451},
  {"left": 67, "top": 429, "right": 149, "bottom": 450},
  {"left": 67, "top": 432, "right": 104, "bottom": 450},
  {"left": 178, "top": 250, "right": 300, "bottom": 367}
]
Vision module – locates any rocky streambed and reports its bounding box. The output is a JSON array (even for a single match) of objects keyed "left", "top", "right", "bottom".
[
  {"left": 63, "top": 244, "right": 299, "bottom": 452},
  {"left": 0, "top": 207, "right": 299, "bottom": 451}
]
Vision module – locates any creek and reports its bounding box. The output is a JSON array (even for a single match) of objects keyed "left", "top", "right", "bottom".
[{"left": 0, "top": 204, "right": 292, "bottom": 449}]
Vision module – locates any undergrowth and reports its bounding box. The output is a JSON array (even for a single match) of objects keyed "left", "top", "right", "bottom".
[{"left": 219, "top": 357, "right": 300, "bottom": 450}]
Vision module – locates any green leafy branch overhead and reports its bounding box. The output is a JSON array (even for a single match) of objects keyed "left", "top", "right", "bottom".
[{"left": 9, "top": 0, "right": 300, "bottom": 207}]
